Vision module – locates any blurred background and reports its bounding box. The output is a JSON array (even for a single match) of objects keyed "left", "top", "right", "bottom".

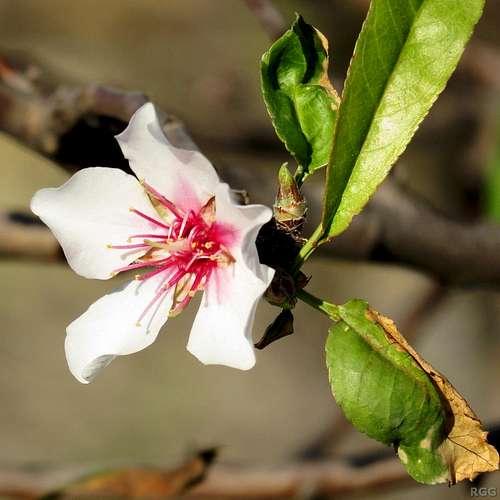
[{"left": 0, "top": 0, "right": 499, "bottom": 498}]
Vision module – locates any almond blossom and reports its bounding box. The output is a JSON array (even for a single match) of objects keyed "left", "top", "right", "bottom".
[{"left": 31, "top": 103, "right": 275, "bottom": 383}]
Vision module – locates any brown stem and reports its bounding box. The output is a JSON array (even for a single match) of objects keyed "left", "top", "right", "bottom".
[
  {"left": 0, "top": 209, "right": 60, "bottom": 261},
  {"left": 242, "top": 0, "right": 287, "bottom": 41},
  {"left": 0, "top": 457, "right": 410, "bottom": 499},
  {"left": 3, "top": 56, "right": 500, "bottom": 287}
]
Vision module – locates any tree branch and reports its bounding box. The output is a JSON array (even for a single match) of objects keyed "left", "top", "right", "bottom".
[
  {"left": 0, "top": 456, "right": 411, "bottom": 499},
  {"left": 325, "top": 181, "right": 500, "bottom": 287},
  {"left": 1, "top": 426, "right": 498, "bottom": 498},
  {"left": 2, "top": 56, "right": 500, "bottom": 286},
  {"left": 242, "top": 0, "right": 287, "bottom": 41},
  {"left": 0, "top": 209, "right": 60, "bottom": 261},
  {"left": 190, "top": 457, "right": 410, "bottom": 498}
]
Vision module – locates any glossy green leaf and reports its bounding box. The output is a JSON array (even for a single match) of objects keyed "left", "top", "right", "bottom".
[
  {"left": 261, "top": 15, "right": 339, "bottom": 180},
  {"left": 326, "top": 300, "right": 498, "bottom": 484},
  {"left": 326, "top": 300, "right": 447, "bottom": 484},
  {"left": 321, "top": 0, "right": 484, "bottom": 239}
]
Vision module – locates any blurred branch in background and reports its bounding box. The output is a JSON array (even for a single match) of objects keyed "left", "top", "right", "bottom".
[
  {"left": 3, "top": 431, "right": 499, "bottom": 499},
  {"left": 242, "top": 0, "right": 287, "bottom": 41},
  {"left": 0, "top": 449, "right": 216, "bottom": 499},
  {"left": 0, "top": 452, "right": 413, "bottom": 499},
  {"left": 0, "top": 208, "right": 60, "bottom": 261},
  {"left": 2, "top": 55, "right": 500, "bottom": 286},
  {"left": 190, "top": 456, "right": 411, "bottom": 498},
  {"left": 461, "top": 41, "right": 500, "bottom": 90}
]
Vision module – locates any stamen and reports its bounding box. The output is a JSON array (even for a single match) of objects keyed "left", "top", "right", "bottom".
[
  {"left": 141, "top": 181, "right": 183, "bottom": 218},
  {"left": 172, "top": 291, "right": 194, "bottom": 314},
  {"left": 178, "top": 210, "right": 192, "bottom": 238},
  {"left": 167, "top": 267, "right": 188, "bottom": 289},
  {"left": 128, "top": 233, "right": 168, "bottom": 240},
  {"left": 112, "top": 188, "right": 237, "bottom": 327},
  {"left": 188, "top": 269, "right": 207, "bottom": 297},
  {"left": 107, "top": 243, "right": 150, "bottom": 250},
  {"left": 185, "top": 253, "right": 200, "bottom": 271},
  {"left": 136, "top": 285, "right": 169, "bottom": 326},
  {"left": 155, "top": 268, "right": 175, "bottom": 292},
  {"left": 143, "top": 240, "right": 170, "bottom": 250},
  {"left": 111, "top": 261, "right": 157, "bottom": 275},
  {"left": 136, "top": 265, "right": 173, "bottom": 282},
  {"left": 144, "top": 239, "right": 189, "bottom": 253},
  {"left": 129, "top": 208, "right": 170, "bottom": 229},
  {"left": 187, "top": 225, "right": 199, "bottom": 244}
]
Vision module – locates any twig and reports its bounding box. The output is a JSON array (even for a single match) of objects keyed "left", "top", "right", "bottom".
[
  {"left": 326, "top": 181, "right": 500, "bottom": 287},
  {"left": 399, "top": 284, "right": 447, "bottom": 342},
  {"left": 242, "top": 0, "right": 287, "bottom": 41},
  {"left": 295, "top": 413, "right": 352, "bottom": 461},
  {"left": 3, "top": 56, "right": 500, "bottom": 286},
  {"left": 0, "top": 209, "right": 60, "bottom": 261},
  {"left": 0, "top": 457, "right": 411, "bottom": 499},
  {"left": 460, "top": 41, "right": 500, "bottom": 90},
  {"left": 189, "top": 458, "right": 410, "bottom": 498}
]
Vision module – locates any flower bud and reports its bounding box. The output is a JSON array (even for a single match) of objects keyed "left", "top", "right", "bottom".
[
  {"left": 255, "top": 309, "right": 294, "bottom": 350},
  {"left": 273, "top": 164, "right": 307, "bottom": 234}
]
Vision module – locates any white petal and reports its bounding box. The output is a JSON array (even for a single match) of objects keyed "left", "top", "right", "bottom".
[
  {"left": 214, "top": 182, "right": 273, "bottom": 281},
  {"left": 187, "top": 259, "right": 273, "bottom": 370},
  {"left": 186, "top": 182, "right": 275, "bottom": 369},
  {"left": 115, "top": 103, "right": 219, "bottom": 211},
  {"left": 31, "top": 167, "right": 159, "bottom": 279},
  {"left": 65, "top": 275, "right": 173, "bottom": 383}
]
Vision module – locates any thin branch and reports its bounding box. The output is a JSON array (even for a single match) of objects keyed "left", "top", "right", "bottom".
[
  {"left": 0, "top": 209, "right": 60, "bottom": 261},
  {"left": 326, "top": 181, "right": 500, "bottom": 287},
  {"left": 460, "top": 41, "right": 500, "bottom": 90},
  {"left": 242, "top": 0, "right": 287, "bottom": 41},
  {"left": 0, "top": 456, "right": 411, "bottom": 499},
  {"left": 189, "top": 458, "right": 410, "bottom": 498},
  {"left": 295, "top": 413, "right": 352, "bottom": 461},
  {"left": 3, "top": 56, "right": 500, "bottom": 286},
  {"left": 1, "top": 426, "right": 498, "bottom": 498}
]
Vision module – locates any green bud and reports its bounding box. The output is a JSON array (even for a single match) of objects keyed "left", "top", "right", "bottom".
[{"left": 273, "top": 163, "right": 307, "bottom": 234}]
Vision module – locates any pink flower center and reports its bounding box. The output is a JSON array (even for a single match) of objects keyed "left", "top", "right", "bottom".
[{"left": 108, "top": 181, "right": 236, "bottom": 325}]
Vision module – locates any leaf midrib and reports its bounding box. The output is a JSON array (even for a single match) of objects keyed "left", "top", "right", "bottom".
[{"left": 322, "top": 0, "right": 427, "bottom": 236}]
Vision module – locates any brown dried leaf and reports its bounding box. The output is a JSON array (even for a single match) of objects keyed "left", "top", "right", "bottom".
[
  {"left": 368, "top": 308, "right": 499, "bottom": 483},
  {"left": 46, "top": 449, "right": 216, "bottom": 499}
]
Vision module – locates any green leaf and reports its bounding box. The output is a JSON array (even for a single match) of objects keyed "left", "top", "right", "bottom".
[
  {"left": 326, "top": 300, "right": 498, "bottom": 484},
  {"left": 261, "top": 15, "right": 339, "bottom": 180},
  {"left": 326, "top": 300, "right": 447, "bottom": 484},
  {"left": 321, "top": 0, "right": 484, "bottom": 239}
]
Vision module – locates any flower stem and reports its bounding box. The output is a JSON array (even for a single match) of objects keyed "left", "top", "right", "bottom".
[
  {"left": 296, "top": 288, "right": 340, "bottom": 321},
  {"left": 293, "top": 225, "right": 324, "bottom": 273}
]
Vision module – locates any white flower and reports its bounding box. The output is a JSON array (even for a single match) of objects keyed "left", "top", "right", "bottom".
[{"left": 31, "top": 103, "right": 275, "bottom": 383}]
